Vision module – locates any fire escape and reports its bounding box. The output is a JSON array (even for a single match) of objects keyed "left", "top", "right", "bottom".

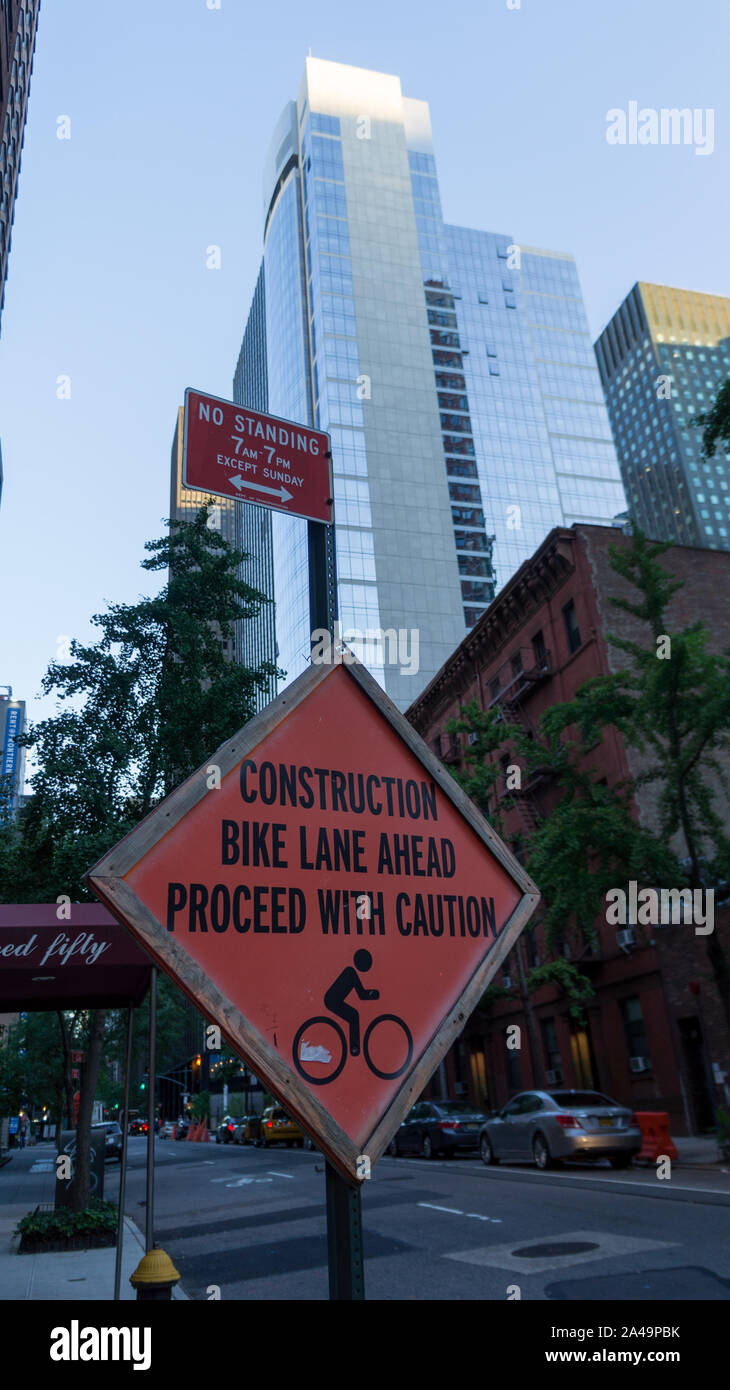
[{"left": 486, "top": 645, "right": 554, "bottom": 847}]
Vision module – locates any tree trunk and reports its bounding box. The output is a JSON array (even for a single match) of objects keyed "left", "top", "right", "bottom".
[
  {"left": 56, "top": 1012, "right": 76, "bottom": 1130},
  {"left": 69, "top": 1010, "right": 106, "bottom": 1212}
]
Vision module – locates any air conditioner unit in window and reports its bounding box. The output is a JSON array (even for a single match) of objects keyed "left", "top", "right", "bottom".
[
  {"left": 467, "top": 731, "right": 479, "bottom": 745},
  {"left": 629, "top": 1055, "right": 651, "bottom": 1073},
  {"left": 617, "top": 927, "right": 636, "bottom": 950},
  {"left": 545, "top": 1068, "right": 563, "bottom": 1086},
  {"left": 502, "top": 974, "right": 512, "bottom": 989}
]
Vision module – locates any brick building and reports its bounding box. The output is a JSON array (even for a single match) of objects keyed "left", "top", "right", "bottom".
[{"left": 407, "top": 524, "right": 730, "bottom": 1134}]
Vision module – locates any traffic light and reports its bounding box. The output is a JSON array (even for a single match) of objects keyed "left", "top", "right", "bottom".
[{"left": 140, "top": 1072, "right": 148, "bottom": 1092}]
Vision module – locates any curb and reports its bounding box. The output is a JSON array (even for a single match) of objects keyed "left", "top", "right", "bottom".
[{"left": 124, "top": 1215, "right": 189, "bottom": 1301}]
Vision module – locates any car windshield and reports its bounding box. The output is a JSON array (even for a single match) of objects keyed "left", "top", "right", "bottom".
[
  {"left": 549, "top": 1092, "right": 617, "bottom": 1108},
  {"left": 436, "top": 1101, "right": 481, "bottom": 1114}
]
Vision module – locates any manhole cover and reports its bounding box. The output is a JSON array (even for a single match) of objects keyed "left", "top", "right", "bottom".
[{"left": 512, "top": 1241, "right": 599, "bottom": 1258}]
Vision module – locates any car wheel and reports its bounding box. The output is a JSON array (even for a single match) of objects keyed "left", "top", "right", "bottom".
[
  {"left": 480, "top": 1133, "right": 497, "bottom": 1166},
  {"left": 388, "top": 1138, "right": 399, "bottom": 1157},
  {"left": 532, "top": 1133, "right": 555, "bottom": 1170},
  {"left": 422, "top": 1133, "right": 435, "bottom": 1160},
  {"left": 609, "top": 1155, "right": 632, "bottom": 1169}
]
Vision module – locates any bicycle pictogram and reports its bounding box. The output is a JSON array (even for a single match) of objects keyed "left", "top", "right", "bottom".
[{"left": 292, "top": 950, "right": 413, "bottom": 1085}]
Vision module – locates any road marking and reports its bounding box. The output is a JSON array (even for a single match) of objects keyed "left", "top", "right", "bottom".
[
  {"left": 268, "top": 1170, "right": 294, "bottom": 1179},
  {"left": 392, "top": 1156, "right": 730, "bottom": 1199},
  {"left": 419, "top": 1202, "right": 463, "bottom": 1215},
  {"left": 418, "top": 1201, "right": 501, "bottom": 1223},
  {"left": 210, "top": 1176, "right": 274, "bottom": 1187}
]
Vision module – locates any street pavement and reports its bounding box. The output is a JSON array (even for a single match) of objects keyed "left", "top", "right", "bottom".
[{"left": 2, "top": 1136, "right": 730, "bottom": 1300}]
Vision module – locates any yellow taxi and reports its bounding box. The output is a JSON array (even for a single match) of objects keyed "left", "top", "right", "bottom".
[{"left": 259, "top": 1105, "right": 304, "bottom": 1148}]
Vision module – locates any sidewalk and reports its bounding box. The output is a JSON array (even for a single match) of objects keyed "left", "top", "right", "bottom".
[
  {"left": 672, "top": 1135, "right": 726, "bottom": 1167},
  {"left": 0, "top": 1203, "right": 188, "bottom": 1301}
]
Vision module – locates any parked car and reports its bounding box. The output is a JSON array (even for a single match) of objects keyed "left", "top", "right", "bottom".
[
  {"left": 215, "top": 1116, "right": 238, "bottom": 1144},
  {"left": 94, "top": 1121, "right": 123, "bottom": 1162},
  {"left": 388, "top": 1099, "right": 489, "bottom": 1158},
  {"left": 259, "top": 1106, "right": 304, "bottom": 1148},
  {"left": 233, "top": 1114, "right": 261, "bottom": 1145},
  {"left": 478, "top": 1090, "right": 641, "bottom": 1170}
]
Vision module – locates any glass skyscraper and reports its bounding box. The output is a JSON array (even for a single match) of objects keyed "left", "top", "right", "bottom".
[
  {"left": 235, "top": 58, "right": 626, "bottom": 708},
  {"left": 595, "top": 283, "right": 730, "bottom": 550},
  {"left": 0, "top": 0, "right": 41, "bottom": 335}
]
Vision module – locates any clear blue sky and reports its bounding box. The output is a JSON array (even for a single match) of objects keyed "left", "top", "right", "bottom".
[{"left": 1, "top": 0, "right": 727, "bottom": 743}]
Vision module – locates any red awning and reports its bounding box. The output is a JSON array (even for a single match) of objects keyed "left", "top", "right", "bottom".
[{"left": 0, "top": 904, "right": 152, "bottom": 1010}]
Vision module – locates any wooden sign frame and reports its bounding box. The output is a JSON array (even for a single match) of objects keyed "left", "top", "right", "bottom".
[{"left": 88, "top": 654, "right": 539, "bottom": 1185}]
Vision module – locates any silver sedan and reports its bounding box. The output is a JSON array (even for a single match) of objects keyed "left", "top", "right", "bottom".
[{"left": 478, "top": 1089, "right": 641, "bottom": 1170}]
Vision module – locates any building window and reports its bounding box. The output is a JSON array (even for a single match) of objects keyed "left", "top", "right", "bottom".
[
  {"left": 506, "top": 1044, "right": 521, "bottom": 1093},
  {"left": 532, "top": 629, "right": 547, "bottom": 667},
  {"left": 489, "top": 676, "right": 501, "bottom": 702},
  {"left": 619, "top": 997, "right": 651, "bottom": 1067},
  {"left": 540, "top": 1017, "right": 562, "bottom": 1077},
  {"left": 511, "top": 651, "right": 523, "bottom": 679},
  {"left": 562, "top": 599, "right": 582, "bottom": 653}
]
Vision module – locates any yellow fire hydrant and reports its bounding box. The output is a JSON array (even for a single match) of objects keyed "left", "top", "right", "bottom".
[{"left": 130, "top": 1246, "right": 181, "bottom": 1301}]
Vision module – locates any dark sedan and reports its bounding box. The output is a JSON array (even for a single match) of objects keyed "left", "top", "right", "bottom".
[
  {"left": 94, "top": 1121, "right": 123, "bottom": 1161},
  {"left": 388, "top": 1099, "right": 489, "bottom": 1158},
  {"left": 478, "top": 1089, "right": 641, "bottom": 1169}
]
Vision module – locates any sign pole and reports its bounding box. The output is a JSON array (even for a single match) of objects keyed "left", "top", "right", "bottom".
[
  {"left": 145, "top": 966, "right": 157, "bottom": 1250},
  {"left": 113, "top": 1005, "right": 134, "bottom": 1300},
  {"left": 307, "top": 466, "right": 365, "bottom": 1300},
  {"left": 326, "top": 1161, "right": 365, "bottom": 1300}
]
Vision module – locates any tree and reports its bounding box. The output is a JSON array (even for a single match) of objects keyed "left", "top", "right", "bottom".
[
  {"left": 606, "top": 529, "right": 730, "bottom": 890},
  {"left": 448, "top": 689, "right": 676, "bottom": 955},
  {"left": 0, "top": 506, "right": 279, "bottom": 1207},
  {"left": 448, "top": 526, "right": 730, "bottom": 1055},
  {"left": 696, "top": 376, "right": 730, "bottom": 462},
  {"left": 604, "top": 528, "right": 730, "bottom": 1028}
]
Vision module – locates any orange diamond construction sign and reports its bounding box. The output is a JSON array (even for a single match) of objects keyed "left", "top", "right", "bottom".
[{"left": 88, "top": 656, "right": 539, "bottom": 1183}]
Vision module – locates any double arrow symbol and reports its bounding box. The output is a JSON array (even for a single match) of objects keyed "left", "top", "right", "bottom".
[{"left": 229, "top": 476, "right": 293, "bottom": 503}]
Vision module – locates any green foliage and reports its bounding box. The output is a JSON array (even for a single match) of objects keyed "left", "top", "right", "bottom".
[
  {"left": 445, "top": 528, "right": 730, "bottom": 962},
  {"left": 191, "top": 1091, "right": 210, "bottom": 1122},
  {"left": 15, "top": 1198, "right": 117, "bottom": 1239},
  {"left": 524, "top": 960, "right": 595, "bottom": 1023},
  {"left": 474, "top": 983, "right": 517, "bottom": 1017},
  {"left": 605, "top": 530, "right": 730, "bottom": 888},
  {"left": 0, "top": 1012, "right": 82, "bottom": 1120},
  {"left": 0, "top": 508, "right": 279, "bottom": 1202},
  {"left": 447, "top": 701, "right": 522, "bottom": 836},
  {"left": 0, "top": 506, "right": 280, "bottom": 904},
  {"left": 696, "top": 375, "right": 730, "bottom": 461}
]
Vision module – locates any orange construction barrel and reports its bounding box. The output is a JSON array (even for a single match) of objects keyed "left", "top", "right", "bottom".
[{"left": 635, "top": 1111, "right": 678, "bottom": 1161}]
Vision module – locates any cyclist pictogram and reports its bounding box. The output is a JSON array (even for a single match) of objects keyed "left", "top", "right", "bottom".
[{"left": 293, "top": 950, "right": 413, "bottom": 1085}]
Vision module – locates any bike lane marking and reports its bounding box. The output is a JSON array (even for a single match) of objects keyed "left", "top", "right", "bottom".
[{"left": 418, "top": 1201, "right": 502, "bottom": 1223}]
